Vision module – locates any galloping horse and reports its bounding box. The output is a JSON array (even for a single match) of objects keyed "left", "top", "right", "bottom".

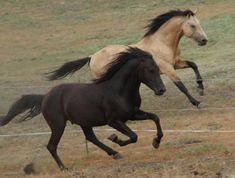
[
  {"left": 0, "top": 48, "right": 166, "bottom": 170},
  {"left": 48, "top": 9, "right": 208, "bottom": 108}
]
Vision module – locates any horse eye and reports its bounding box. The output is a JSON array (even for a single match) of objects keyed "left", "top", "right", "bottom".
[{"left": 191, "top": 24, "right": 196, "bottom": 29}]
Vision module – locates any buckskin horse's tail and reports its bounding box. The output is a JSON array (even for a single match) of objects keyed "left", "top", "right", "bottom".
[
  {"left": 47, "top": 57, "right": 91, "bottom": 80},
  {"left": 0, "top": 95, "right": 44, "bottom": 126}
]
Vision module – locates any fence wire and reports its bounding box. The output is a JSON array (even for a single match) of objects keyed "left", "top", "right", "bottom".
[
  {"left": 0, "top": 129, "right": 235, "bottom": 138},
  {"left": 0, "top": 76, "right": 235, "bottom": 89},
  {"left": 0, "top": 77, "right": 234, "bottom": 137}
]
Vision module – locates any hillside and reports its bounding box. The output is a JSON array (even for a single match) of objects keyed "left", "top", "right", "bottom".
[{"left": 0, "top": 0, "right": 234, "bottom": 177}]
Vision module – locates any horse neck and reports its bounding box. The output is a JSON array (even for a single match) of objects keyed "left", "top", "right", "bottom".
[
  {"left": 105, "top": 60, "right": 141, "bottom": 96},
  {"left": 136, "top": 17, "right": 185, "bottom": 54}
]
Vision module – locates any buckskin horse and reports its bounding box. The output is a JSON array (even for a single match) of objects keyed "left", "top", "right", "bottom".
[
  {"left": 0, "top": 48, "right": 166, "bottom": 170},
  {"left": 48, "top": 9, "right": 208, "bottom": 108}
]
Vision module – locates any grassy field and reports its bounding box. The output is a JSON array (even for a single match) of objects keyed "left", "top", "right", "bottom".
[{"left": 0, "top": 0, "right": 235, "bottom": 177}]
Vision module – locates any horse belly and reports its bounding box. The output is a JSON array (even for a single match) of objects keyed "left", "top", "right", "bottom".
[
  {"left": 69, "top": 107, "right": 107, "bottom": 127},
  {"left": 64, "top": 92, "right": 107, "bottom": 127}
]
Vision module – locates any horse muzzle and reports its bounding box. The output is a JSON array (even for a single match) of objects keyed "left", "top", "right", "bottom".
[
  {"left": 154, "top": 88, "right": 166, "bottom": 96},
  {"left": 197, "top": 38, "right": 208, "bottom": 46}
]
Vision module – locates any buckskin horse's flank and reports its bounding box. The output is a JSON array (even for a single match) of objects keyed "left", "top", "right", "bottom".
[{"left": 48, "top": 9, "right": 208, "bottom": 107}]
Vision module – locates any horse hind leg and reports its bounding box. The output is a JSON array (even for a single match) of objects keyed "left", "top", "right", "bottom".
[
  {"left": 47, "top": 127, "right": 67, "bottom": 170},
  {"left": 44, "top": 114, "right": 67, "bottom": 170}
]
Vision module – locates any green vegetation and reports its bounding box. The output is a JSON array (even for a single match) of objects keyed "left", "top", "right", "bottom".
[{"left": 0, "top": 0, "right": 234, "bottom": 177}]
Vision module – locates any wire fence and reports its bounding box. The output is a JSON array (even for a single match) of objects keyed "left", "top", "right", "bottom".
[
  {"left": 0, "top": 5, "right": 234, "bottom": 177},
  {"left": 0, "top": 79, "right": 234, "bottom": 178},
  {"left": 0, "top": 77, "right": 234, "bottom": 139},
  {"left": 0, "top": 129, "right": 235, "bottom": 138},
  {"left": 0, "top": 106, "right": 234, "bottom": 119},
  {"left": 0, "top": 76, "right": 235, "bottom": 89},
  {"left": 145, "top": 106, "right": 235, "bottom": 112},
  {"left": 0, "top": 76, "right": 234, "bottom": 103},
  {"left": 0, "top": 76, "right": 234, "bottom": 132}
]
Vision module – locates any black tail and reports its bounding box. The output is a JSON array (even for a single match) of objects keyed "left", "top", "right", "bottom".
[
  {"left": 0, "top": 95, "right": 44, "bottom": 126},
  {"left": 47, "top": 57, "right": 91, "bottom": 80}
]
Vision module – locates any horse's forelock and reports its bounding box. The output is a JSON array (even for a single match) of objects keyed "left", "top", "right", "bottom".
[{"left": 183, "top": 10, "right": 195, "bottom": 16}]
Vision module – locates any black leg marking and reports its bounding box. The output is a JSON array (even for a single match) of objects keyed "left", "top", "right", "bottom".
[
  {"left": 174, "top": 81, "right": 200, "bottom": 107},
  {"left": 186, "top": 61, "right": 204, "bottom": 95}
]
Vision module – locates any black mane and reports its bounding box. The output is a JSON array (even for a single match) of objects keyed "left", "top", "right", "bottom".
[
  {"left": 93, "top": 47, "right": 152, "bottom": 84},
  {"left": 144, "top": 9, "right": 195, "bottom": 37}
]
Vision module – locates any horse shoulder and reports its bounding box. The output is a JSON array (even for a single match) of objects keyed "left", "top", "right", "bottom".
[{"left": 104, "top": 94, "right": 134, "bottom": 119}]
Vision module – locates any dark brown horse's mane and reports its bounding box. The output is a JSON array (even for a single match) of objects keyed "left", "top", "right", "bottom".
[
  {"left": 144, "top": 9, "right": 195, "bottom": 37},
  {"left": 93, "top": 47, "right": 152, "bottom": 84}
]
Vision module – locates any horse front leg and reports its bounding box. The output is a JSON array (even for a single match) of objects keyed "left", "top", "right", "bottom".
[
  {"left": 162, "top": 64, "right": 201, "bottom": 108},
  {"left": 175, "top": 59, "right": 204, "bottom": 96},
  {"left": 108, "top": 110, "right": 163, "bottom": 149},
  {"left": 130, "top": 110, "right": 163, "bottom": 149},
  {"left": 174, "top": 80, "right": 201, "bottom": 107},
  {"left": 108, "top": 120, "right": 138, "bottom": 147}
]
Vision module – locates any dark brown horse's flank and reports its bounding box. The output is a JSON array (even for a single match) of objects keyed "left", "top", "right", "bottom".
[
  {"left": 47, "top": 9, "right": 208, "bottom": 108},
  {"left": 0, "top": 47, "right": 166, "bottom": 170}
]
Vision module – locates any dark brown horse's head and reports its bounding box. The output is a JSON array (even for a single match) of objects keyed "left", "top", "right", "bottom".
[{"left": 138, "top": 55, "right": 166, "bottom": 96}]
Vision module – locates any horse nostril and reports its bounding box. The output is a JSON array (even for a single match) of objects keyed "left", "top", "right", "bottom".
[
  {"left": 202, "top": 38, "right": 208, "bottom": 43},
  {"left": 159, "top": 89, "right": 166, "bottom": 94}
]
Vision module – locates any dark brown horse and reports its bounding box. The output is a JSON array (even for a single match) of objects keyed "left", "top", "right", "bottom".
[{"left": 0, "top": 48, "right": 166, "bottom": 170}]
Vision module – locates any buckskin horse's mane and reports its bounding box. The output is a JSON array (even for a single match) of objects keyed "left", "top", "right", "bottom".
[
  {"left": 93, "top": 47, "right": 152, "bottom": 84},
  {"left": 144, "top": 9, "right": 195, "bottom": 37}
]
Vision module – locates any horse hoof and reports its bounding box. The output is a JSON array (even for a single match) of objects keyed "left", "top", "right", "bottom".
[
  {"left": 112, "top": 153, "right": 123, "bottom": 160},
  {"left": 23, "top": 163, "right": 36, "bottom": 175},
  {"left": 197, "top": 88, "right": 204, "bottom": 96},
  {"left": 152, "top": 138, "right": 160, "bottom": 149},
  {"left": 197, "top": 102, "right": 207, "bottom": 109},
  {"left": 60, "top": 167, "right": 69, "bottom": 171},
  {"left": 108, "top": 134, "right": 118, "bottom": 142}
]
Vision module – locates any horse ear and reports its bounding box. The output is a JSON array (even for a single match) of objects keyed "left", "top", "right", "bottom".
[{"left": 194, "top": 8, "right": 198, "bottom": 15}]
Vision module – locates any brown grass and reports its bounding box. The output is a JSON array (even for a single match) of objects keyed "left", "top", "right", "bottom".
[{"left": 0, "top": 0, "right": 235, "bottom": 177}]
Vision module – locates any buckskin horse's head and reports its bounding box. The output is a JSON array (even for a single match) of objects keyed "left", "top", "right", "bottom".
[{"left": 182, "top": 10, "right": 208, "bottom": 46}]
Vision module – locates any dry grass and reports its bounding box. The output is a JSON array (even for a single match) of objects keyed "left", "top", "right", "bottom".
[{"left": 0, "top": 0, "right": 235, "bottom": 177}]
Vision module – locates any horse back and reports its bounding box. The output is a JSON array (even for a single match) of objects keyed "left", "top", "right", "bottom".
[{"left": 89, "top": 45, "right": 130, "bottom": 79}]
